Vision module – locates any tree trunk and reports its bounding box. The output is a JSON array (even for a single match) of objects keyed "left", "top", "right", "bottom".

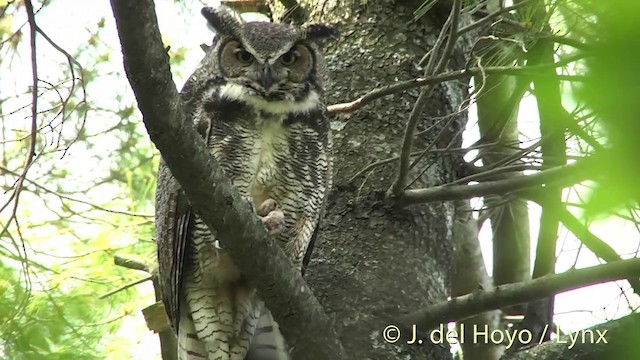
[
  {"left": 110, "top": 1, "right": 640, "bottom": 359},
  {"left": 452, "top": 200, "right": 503, "bottom": 360},
  {"left": 269, "top": 1, "right": 472, "bottom": 358}
]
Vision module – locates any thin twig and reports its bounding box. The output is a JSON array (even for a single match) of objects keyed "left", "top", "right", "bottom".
[
  {"left": 1, "top": 0, "right": 40, "bottom": 321},
  {"left": 452, "top": 164, "right": 545, "bottom": 185},
  {"left": 327, "top": 53, "right": 587, "bottom": 114},
  {"left": 458, "top": 0, "right": 537, "bottom": 35},
  {"left": 435, "top": 0, "right": 462, "bottom": 72},
  {"left": 388, "top": 1, "right": 462, "bottom": 196},
  {"left": 0, "top": 165, "right": 153, "bottom": 217},
  {"left": 35, "top": 25, "right": 87, "bottom": 156},
  {"left": 99, "top": 275, "right": 153, "bottom": 299},
  {"left": 526, "top": 194, "right": 640, "bottom": 295}
]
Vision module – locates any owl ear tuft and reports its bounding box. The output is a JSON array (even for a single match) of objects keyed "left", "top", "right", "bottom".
[
  {"left": 305, "top": 23, "right": 337, "bottom": 41},
  {"left": 201, "top": 6, "right": 244, "bottom": 36}
]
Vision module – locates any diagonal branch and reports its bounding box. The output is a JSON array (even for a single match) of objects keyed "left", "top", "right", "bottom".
[
  {"left": 398, "top": 160, "right": 592, "bottom": 206},
  {"left": 401, "top": 258, "right": 640, "bottom": 332},
  {"left": 108, "top": 1, "right": 345, "bottom": 359},
  {"left": 327, "top": 53, "right": 587, "bottom": 114},
  {"left": 526, "top": 194, "right": 640, "bottom": 295}
]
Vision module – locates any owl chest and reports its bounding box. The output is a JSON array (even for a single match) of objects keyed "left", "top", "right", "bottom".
[
  {"left": 210, "top": 116, "right": 290, "bottom": 204},
  {"left": 249, "top": 120, "right": 289, "bottom": 200}
]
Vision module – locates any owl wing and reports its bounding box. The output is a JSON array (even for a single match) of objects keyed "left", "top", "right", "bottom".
[
  {"left": 300, "top": 118, "right": 333, "bottom": 276},
  {"left": 155, "top": 60, "right": 212, "bottom": 333},
  {"left": 156, "top": 158, "right": 193, "bottom": 333}
]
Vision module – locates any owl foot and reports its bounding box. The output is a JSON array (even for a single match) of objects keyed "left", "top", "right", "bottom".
[
  {"left": 256, "top": 199, "right": 285, "bottom": 235},
  {"left": 256, "top": 198, "right": 277, "bottom": 217},
  {"left": 261, "top": 210, "right": 285, "bottom": 235}
]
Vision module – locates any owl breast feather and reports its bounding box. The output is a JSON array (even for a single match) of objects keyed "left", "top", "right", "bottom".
[
  {"left": 198, "top": 79, "right": 331, "bottom": 266},
  {"left": 205, "top": 91, "right": 326, "bottom": 231}
]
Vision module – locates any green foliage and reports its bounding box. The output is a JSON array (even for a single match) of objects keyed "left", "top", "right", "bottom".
[
  {"left": 0, "top": 260, "right": 118, "bottom": 360},
  {"left": 579, "top": 0, "right": 640, "bottom": 216},
  {"left": 0, "top": 0, "right": 193, "bottom": 358}
]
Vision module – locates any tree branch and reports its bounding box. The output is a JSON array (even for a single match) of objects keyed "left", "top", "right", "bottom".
[
  {"left": 108, "top": 1, "right": 345, "bottom": 359},
  {"left": 526, "top": 196, "right": 640, "bottom": 295},
  {"left": 99, "top": 275, "right": 152, "bottom": 299},
  {"left": 327, "top": 53, "right": 587, "bottom": 114},
  {"left": 401, "top": 258, "right": 640, "bottom": 332},
  {"left": 114, "top": 255, "right": 150, "bottom": 272},
  {"left": 458, "top": 0, "right": 537, "bottom": 35},
  {"left": 398, "top": 160, "right": 592, "bottom": 206},
  {"left": 388, "top": 0, "right": 462, "bottom": 196},
  {"left": 276, "top": 0, "right": 305, "bottom": 24}
]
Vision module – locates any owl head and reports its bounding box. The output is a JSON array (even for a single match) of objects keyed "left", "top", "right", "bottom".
[{"left": 201, "top": 6, "right": 336, "bottom": 103}]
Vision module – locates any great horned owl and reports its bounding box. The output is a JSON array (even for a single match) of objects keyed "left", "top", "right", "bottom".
[{"left": 155, "top": 6, "right": 334, "bottom": 360}]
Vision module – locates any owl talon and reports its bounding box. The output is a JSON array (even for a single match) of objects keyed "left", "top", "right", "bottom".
[
  {"left": 256, "top": 198, "right": 278, "bottom": 217},
  {"left": 261, "top": 210, "right": 285, "bottom": 235}
]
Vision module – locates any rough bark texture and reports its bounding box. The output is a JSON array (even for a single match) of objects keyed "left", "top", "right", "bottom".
[
  {"left": 267, "top": 1, "right": 472, "bottom": 358},
  {"left": 110, "top": 1, "right": 640, "bottom": 359}
]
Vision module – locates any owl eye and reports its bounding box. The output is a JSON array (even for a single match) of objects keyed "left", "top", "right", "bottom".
[
  {"left": 234, "top": 49, "right": 254, "bottom": 65},
  {"left": 280, "top": 50, "right": 298, "bottom": 66}
]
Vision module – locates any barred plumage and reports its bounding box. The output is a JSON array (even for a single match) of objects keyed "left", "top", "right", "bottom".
[{"left": 155, "top": 5, "right": 334, "bottom": 360}]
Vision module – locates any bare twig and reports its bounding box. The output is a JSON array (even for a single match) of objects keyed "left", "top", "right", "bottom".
[
  {"left": 388, "top": 0, "right": 462, "bottom": 197},
  {"left": 35, "top": 25, "right": 88, "bottom": 154},
  {"left": 277, "top": 0, "right": 305, "bottom": 24},
  {"left": 452, "top": 164, "right": 545, "bottom": 185},
  {"left": 458, "top": 0, "right": 537, "bottom": 35},
  {"left": 99, "top": 275, "right": 153, "bottom": 299},
  {"left": 526, "top": 195, "right": 640, "bottom": 295},
  {"left": 0, "top": 0, "right": 40, "bottom": 321},
  {"left": 348, "top": 139, "right": 534, "bottom": 184},
  {"left": 435, "top": 0, "right": 462, "bottom": 71},
  {"left": 0, "top": 165, "right": 153, "bottom": 218},
  {"left": 327, "top": 53, "right": 587, "bottom": 114},
  {"left": 542, "top": 34, "right": 589, "bottom": 50}
]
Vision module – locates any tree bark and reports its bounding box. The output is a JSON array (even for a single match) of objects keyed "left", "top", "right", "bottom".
[
  {"left": 268, "top": 1, "right": 473, "bottom": 358},
  {"left": 110, "top": 1, "right": 638, "bottom": 359}
]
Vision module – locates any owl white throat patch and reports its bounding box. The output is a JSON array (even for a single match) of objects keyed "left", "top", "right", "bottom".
[{"left": 219, "top": 83, "right": 321, "bottom": 114}]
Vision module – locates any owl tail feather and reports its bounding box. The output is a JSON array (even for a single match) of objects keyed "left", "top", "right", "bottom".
[
  {"left": 177, "top": 311, "right": 208, "bottom": 360},
  {"left": 245, "top": 307, "right": 290, "bottom": 360}
]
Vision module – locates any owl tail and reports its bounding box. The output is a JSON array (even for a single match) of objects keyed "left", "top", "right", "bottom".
[
  {"left": 246, "top": 307, "right": 290, "bottom": 360},
  {"left": 177, "top": 310, "right": 208, "bottom": 360}
]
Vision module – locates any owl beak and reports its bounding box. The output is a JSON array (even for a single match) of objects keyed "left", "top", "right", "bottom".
[{"left": 261, "top": 65, "right": 274, "bottom": 90}]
